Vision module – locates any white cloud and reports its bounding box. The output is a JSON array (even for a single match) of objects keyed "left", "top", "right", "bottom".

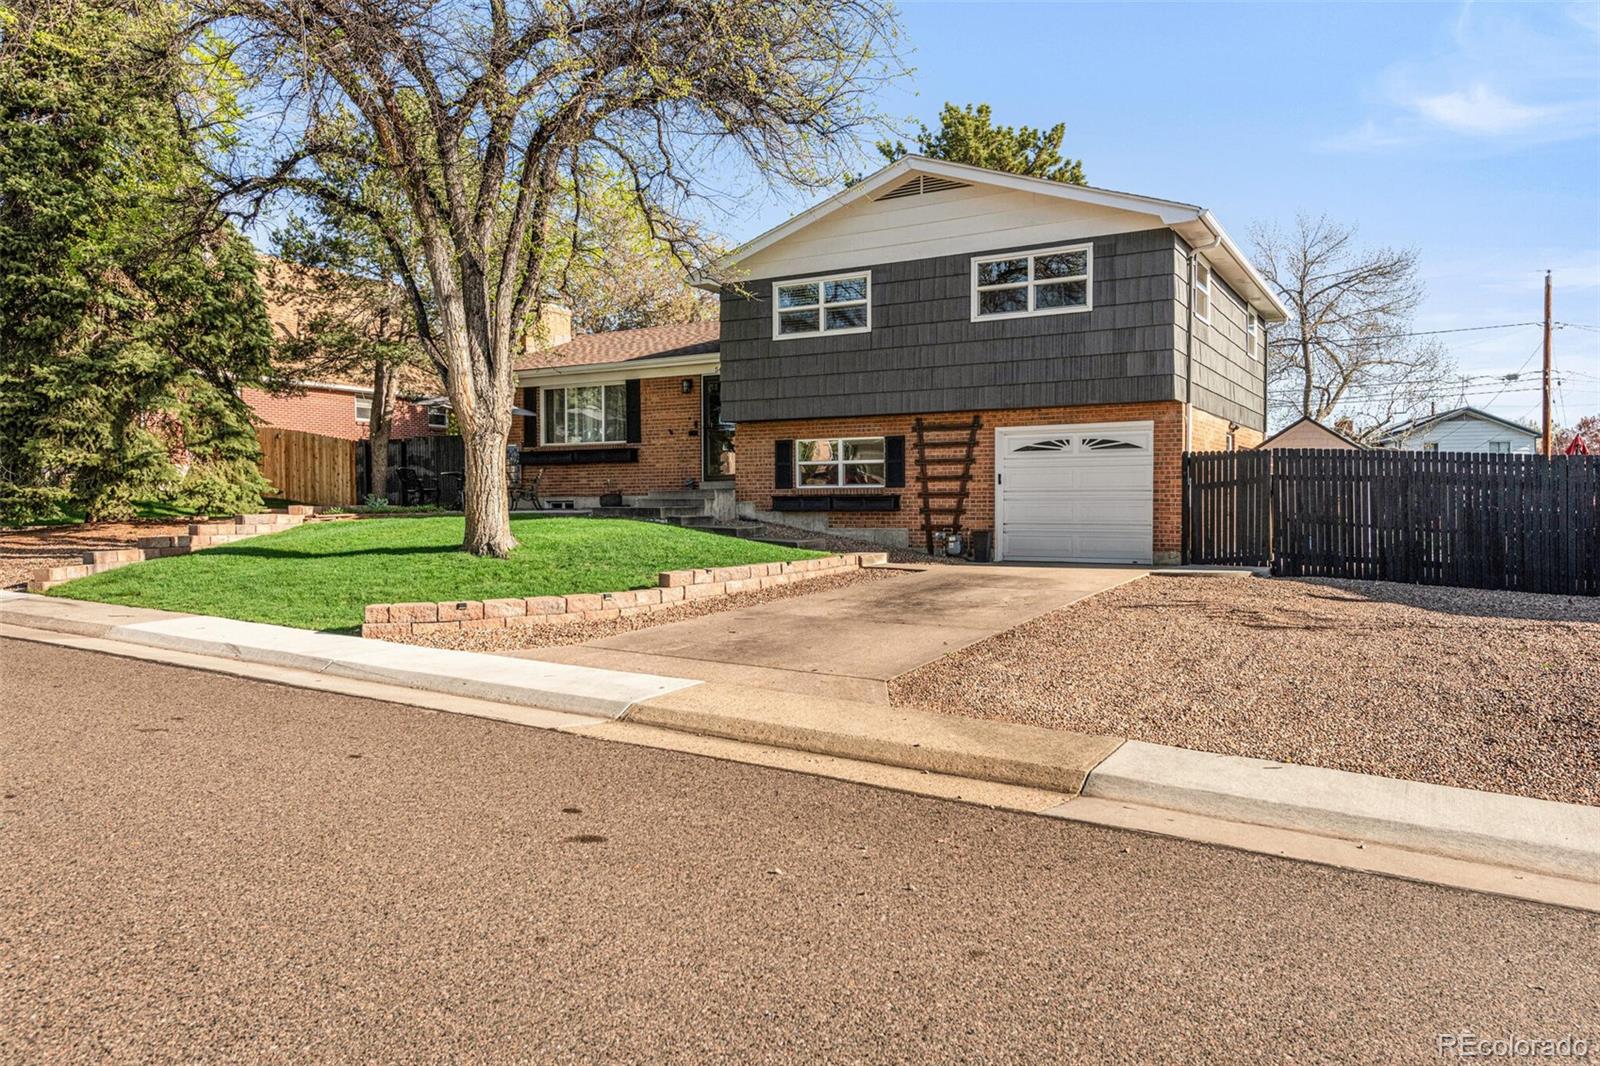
[
  {"left": 1409, "top": 84, "right": 1563, "bottom": 136},
  {"left": 1321, "top": 2, "right": 1600, "bottom": 152}
]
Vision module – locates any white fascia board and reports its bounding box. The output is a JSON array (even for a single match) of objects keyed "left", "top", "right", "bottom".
[
  {"left": 290, "top": 380, "right": 374, "bottom": 396},
  {"left": 1175, "top": 213, "right": 1291, "bottom": 323},
  {"left": 692, "top": 155, "right": 1204, "bottom": 291},
  {"left": 515, "top": 351, "right": 719, "bottom": 390},
  {"left": 693, "top": 155, "right": 1289, "bottom": 321}
]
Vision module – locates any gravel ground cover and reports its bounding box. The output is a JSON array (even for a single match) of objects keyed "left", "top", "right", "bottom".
[
  {"left": 391, "top": 564, "right": 905, "bottom": 652},
  {"left": 0, "top": 519, "right": 195, "bottom": 591},
  {"left": 889, "top": 575, "right": 1600, "bottom": 806}
]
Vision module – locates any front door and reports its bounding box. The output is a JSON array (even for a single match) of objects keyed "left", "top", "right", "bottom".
[{"left": 701, "top": 374, "right": 736, "bottom": 482}]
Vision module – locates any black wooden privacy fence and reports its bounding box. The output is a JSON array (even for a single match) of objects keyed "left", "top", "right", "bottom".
[
  {"left": 1183, "top": 449, "right": 1600, "bottom": 596},
  {"left": 357, "top": 435, "right": 466, "bottom": 507}
]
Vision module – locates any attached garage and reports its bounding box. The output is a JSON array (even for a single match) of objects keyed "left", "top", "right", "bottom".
[{"left": 994, "top": 422, "right": 1154, "bottom": 564}]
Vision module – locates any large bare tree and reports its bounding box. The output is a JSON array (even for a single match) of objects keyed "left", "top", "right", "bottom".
[
  {"left": 211, "top": 0, "right": 899, "bottom": 555},
  {"left": 1251, "top": 215, "right": 1455, "bottom": 438}
]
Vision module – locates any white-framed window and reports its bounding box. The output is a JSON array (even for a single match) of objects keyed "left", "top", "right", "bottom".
[
  {"left": 427, "top": 405, "right": 449, "bottom": 430},
  {"left": 773, "top": 271, "right": 871, "bottom": 339},
  {"left": 1487, "top": 439, "right": 1511, "bottom": 454},
  {"left": 1245, "top": 309, "right": 1259, "bottom": 359},
  {"left": 795, "top": 437, "right": 886, "bottom": 488},
  {"left": 541, "top": 383, "right": 627, "bottom": 445},
  {"left": 1193, "top": 261, "right": 1212, "bottom": 324},
  {"left": 971, "top": 244, "right": 1092, "bottom": 321},
  {"left": 354, "top": 396, "right": 372, "bottom": 423}
]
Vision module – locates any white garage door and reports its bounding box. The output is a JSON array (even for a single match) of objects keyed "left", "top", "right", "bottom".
[{"left": 995, "top": 422, "right": 1154, "bottom": 564}]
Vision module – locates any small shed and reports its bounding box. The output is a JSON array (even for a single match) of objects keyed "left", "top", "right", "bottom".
[{"left": 1257, "top": 417, "right": 1364, "bottom": 451}]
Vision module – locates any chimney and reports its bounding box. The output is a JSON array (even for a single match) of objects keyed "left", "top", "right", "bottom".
[{"left": 525, "top": 304, "right": 573, "bottom": 354}]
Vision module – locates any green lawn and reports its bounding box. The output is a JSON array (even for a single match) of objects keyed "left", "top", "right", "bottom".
[{"left": 49, "top": 517, "right": 828, "bottom": 631}]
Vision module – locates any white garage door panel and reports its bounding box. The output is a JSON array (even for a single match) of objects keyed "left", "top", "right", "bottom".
[{"left": 996, "top": 422, "right": 1154, "bottom": 564}]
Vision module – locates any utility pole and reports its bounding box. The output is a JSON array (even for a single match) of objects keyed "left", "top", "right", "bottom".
[{"left": 1536, "top": 271, "right": 1553, "bottom": 454}]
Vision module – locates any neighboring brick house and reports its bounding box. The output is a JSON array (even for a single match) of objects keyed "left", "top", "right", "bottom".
[
  {"left": 514, "top": 156, "right": 1287, "bottom": 563},
  {"left": 245, "top": 257, "right": 447, "bottom": 442},
  {"left": 241, "top": 380, "right": 446, "bottom": 441}
]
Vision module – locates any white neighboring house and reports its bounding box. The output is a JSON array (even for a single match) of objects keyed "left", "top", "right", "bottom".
[{"left": 1373, "top": 406, "right": 1540, "bottom": 455}]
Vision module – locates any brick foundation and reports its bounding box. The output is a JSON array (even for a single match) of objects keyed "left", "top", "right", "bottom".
[
  {"left": 1190, "top": 407, "right": 1264, "bottom": 452},
  {"left": 360, "top": 552, "right": 887, "bottom": 639},
  {"left": 734, "top": 401, "right": 1190, "bottom": 558}
]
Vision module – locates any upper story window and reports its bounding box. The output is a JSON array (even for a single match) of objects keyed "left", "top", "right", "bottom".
[
  {"left": 542, "top": 383, "right": 627, "bottom": 445},
  {"left": 427, "top": 404, "right": 449, "bottom": 430},
  {"left": 1246, "top": 309, "right": 1262, "bottom": 360},
  {"left": 773, "top": 272, "right": 870, "bottom": 339},
  {"left": 795, "top": 437, "right": 886, "bottom": 487},
  {"left": 354, "top": 396, "right": 372, "bottom": 423},
  {"left": 971, "top": 244, "right": 1091, "bottom": 321},
  {"left": 1193, "top": 261, "right": 1212, "bottom": 324}
]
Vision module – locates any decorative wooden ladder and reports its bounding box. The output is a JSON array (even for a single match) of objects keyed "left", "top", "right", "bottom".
[{"left": 911, "top": 415, "right": 983, "bottom": 554}]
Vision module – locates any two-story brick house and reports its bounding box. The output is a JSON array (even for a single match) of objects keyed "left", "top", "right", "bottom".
[{"left": 515, "top": 156, "right": 1285, "bottom": 564}]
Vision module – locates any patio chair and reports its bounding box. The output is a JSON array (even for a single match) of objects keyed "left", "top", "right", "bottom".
[{"left": 510, "top": 467, "right": 544, "bottom": 511}]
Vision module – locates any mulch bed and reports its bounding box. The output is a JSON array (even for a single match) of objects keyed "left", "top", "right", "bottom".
[
  {"left": 889, "top": 575, "right": 1600, "bottom": 806},
  {"left": 0, "top": 519, "right": 198, "bottom": 592}
]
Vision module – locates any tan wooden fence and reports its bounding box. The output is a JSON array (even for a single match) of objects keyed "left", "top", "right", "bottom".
[{"left": 257, "top": 427, "right": 357, "bottom": 506}]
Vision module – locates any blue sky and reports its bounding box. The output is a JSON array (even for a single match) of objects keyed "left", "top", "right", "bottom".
[{"left": 716, "top": 1, "right": 1600, "bottom": 427}]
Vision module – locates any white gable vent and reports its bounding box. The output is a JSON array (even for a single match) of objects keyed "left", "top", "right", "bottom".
[{"left": 875, "top": 174, "right": 971, "bottom": 201}]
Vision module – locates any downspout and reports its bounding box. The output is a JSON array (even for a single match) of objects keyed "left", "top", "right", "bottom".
[{"left": 1183, "top": 214, "right": 1224, "bottom": 451}]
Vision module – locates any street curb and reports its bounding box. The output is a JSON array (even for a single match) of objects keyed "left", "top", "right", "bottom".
[
  {"left": 1076, "top": 740, "right": 1600, "bottom": 883},
  {"left": 0, "top": 591, "right": 698, "bottom": 718},
  {"left": 626, "top": 683, "right": 1125, "bottom": 794}
]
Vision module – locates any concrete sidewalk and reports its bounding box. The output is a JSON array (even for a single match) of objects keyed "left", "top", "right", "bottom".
[
  {"left": 0, "top": 591, "right": 697, "bottom": 717},
  {"left": 511, "top": 563, "right": 1148, "bottom": 703}
]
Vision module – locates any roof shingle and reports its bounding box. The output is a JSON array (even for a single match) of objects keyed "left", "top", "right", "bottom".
[{"left": 516, "top": 321, "right": 719, "bottom": 372}]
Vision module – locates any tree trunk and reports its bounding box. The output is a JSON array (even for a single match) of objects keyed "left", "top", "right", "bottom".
[
  {"left": 461, "top": 414, "right": 515, "bottom": 556},
  {"left": 367, "top": 360, "right": 399, "bottom": 505}
]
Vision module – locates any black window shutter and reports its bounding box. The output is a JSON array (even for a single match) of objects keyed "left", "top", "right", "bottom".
[
  {"left": 884, "top": 435, "right": 906, "bottom": 487},
  {"left": 774, "top": 439, "right": 794, "bottom": 489},
  {"left": 521, "top": 388, "right": 539, "bottom": 445},
  {"left": 625, "top": 378, "right": 642, "bottom": 443}
]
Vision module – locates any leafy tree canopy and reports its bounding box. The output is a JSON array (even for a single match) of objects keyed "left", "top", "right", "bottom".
[
  {"left": 874, "top": 102, "right": 1086, "bottom": 184},
  {"left": 0, "top": 0, "right": 277, "bottom": 523}
]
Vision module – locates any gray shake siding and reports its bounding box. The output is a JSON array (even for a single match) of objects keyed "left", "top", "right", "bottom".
[
  {"left": 719, "top": 228, "right": 1193, "bottom": 424},
  {"left": 1175, "top": 237, "right": 1267, "bottom": 432}
]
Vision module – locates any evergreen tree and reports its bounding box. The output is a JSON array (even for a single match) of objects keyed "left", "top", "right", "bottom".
[
  {"left": 876, "top": 102, "right": 1086, "bottom": 184},
  {"left": 0, "top": 0, "right": 276, "bottom": 522}
]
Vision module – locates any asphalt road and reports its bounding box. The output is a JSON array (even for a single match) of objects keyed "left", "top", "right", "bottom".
[{"left": 4, "top": 638, "right": 1597, "bottom": 1063}]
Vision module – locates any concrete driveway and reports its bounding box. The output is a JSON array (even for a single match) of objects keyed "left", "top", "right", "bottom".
[{"left": 515, "top": 564, "right": 1146, "bottom": 702}]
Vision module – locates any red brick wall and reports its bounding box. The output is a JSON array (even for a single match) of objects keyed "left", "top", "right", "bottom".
[
  {"left": 514, "top": 376, "right": 705, "bottom": 497},
  {"left": 1190, "top": 407, "right": 1264, "bottom": 452},
  {"left": 243, "top": 386, "right": 439, "bottom": 441},
  {"left": 735, "top": 401, "right": 1188, "bottom": 557}
]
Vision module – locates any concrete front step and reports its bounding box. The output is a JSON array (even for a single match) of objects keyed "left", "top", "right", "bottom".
[
  {"left": 592, "top": 506, "right": 667, "bottom": 519},
  {"left": 755, "top": 537, "right": 831, "bottom": 550},
  {"left": 634, "top": 496, "right": 714, "bottom": 508}
]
